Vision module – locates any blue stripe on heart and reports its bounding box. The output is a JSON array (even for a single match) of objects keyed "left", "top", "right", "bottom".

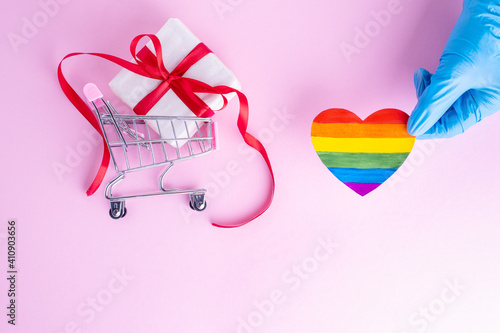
[{"left": 327, "top": 168, "right": 397, "bottom": 184}]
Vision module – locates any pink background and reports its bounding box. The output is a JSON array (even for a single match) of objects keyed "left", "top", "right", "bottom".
[{"left": 2, "top": 0, "right": 500, "bottom": 332}]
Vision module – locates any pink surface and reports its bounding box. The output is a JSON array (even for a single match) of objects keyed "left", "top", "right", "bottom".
[{"left": 1, "top": 0, "right": 500, "bottom": 332}]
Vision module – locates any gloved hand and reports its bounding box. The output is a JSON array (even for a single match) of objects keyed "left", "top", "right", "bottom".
[{"left": 407, "top": 0, "right": 500, "bottom": 139}]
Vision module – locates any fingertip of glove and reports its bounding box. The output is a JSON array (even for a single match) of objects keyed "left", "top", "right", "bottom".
[
  {"left": 406, "top": 120, "right": 423, "bottom": 137},
  {"left": 413, "top": 68, "right": 430, "bottom": 79},
  {"left": 407, "top": 104, "right": 427, "bottom": 136}
]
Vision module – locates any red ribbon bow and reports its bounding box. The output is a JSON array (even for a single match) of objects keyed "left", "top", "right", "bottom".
[{"left": 58, "top": 34, "right": 275, "bottom": 228}]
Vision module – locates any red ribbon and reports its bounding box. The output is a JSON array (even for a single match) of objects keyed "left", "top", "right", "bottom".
[{"left": 58, "top": 34, "right": 275, "bottom": 228}]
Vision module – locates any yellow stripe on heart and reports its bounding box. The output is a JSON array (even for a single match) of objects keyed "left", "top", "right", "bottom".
[
  {"left": 311, "top": 137, "right": 415, "bottom": 153},
  {"left": 311, "top": 123, "right": 414, "bottom": 138}
]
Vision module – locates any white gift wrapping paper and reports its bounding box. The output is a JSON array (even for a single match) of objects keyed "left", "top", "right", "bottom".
[{"left": 109, "top": 18, "right": 241, "bottom": 147}]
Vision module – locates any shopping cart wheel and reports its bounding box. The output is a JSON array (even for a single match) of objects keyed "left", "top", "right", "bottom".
[
  {"left": 109, "top": 201, "right": 127, "bottom": 219},
  {"left": 189, "top": 194, "right": 207, "bottom": 212}
]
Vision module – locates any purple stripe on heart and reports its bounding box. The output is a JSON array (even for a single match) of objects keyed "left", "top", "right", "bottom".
[{"left": 344, "top": 183, "right": 382, "bottom": 196}]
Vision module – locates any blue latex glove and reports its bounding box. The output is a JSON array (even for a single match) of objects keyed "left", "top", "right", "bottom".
[{"left": 407, "top": 0, "right": 500, "bottom": 138}]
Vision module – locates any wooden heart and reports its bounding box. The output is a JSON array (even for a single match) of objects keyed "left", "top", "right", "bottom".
[{"left": 311, "top": 109, "right": 415, "bottom": 196}]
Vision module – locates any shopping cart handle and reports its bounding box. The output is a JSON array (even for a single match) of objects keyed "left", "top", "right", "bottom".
[{"left": 84, "top": 83, "right": 104, "bottom": 108}]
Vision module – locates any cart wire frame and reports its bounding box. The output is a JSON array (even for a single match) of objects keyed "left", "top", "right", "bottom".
[{"left": 85, "top": 83, "right": 216, "bottom": 219}]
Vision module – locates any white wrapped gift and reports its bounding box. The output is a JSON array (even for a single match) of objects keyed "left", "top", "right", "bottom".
[{"left": 109, "top": 18, "right": 241, "bottom": 147}]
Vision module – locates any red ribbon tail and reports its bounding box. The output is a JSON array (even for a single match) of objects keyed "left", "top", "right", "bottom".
[
  {"left": 85, "top": 137, "right": 111, "bottom": 196},
  {"left": 57, "top": 39, "right": 164, "bottom": 196},
  {"left": 209, "top": 89, "right": 276, "bottom": 228},
  {"left": 58, "top": 54, "right": 111, "bottom": 196}
]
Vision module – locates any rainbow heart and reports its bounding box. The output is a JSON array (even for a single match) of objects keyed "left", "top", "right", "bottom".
[{"left": 311, "top": 108, "right": 415, "bottom": 196}]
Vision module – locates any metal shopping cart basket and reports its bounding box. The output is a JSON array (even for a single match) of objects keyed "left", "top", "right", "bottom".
[{"left": 84, "top": 83, "right": 217, "bottom": 219}]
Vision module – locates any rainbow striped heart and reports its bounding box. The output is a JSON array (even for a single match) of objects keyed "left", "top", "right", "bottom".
[{"left": 311, "top": 108, "right": 415, "bottom": 196}]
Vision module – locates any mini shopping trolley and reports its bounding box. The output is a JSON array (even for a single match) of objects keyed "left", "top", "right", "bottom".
[{"left": 83, "top": 83, "right": 217, "bottom": 219}]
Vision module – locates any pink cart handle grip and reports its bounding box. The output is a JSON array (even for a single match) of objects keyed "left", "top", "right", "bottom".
[{"left": 83, "top": 83, "right": 104, "bottom": 108}]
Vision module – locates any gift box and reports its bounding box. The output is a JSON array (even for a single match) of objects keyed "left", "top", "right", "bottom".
[{"left": 109, "top": 18, "right": 241, "bottom": 147}]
